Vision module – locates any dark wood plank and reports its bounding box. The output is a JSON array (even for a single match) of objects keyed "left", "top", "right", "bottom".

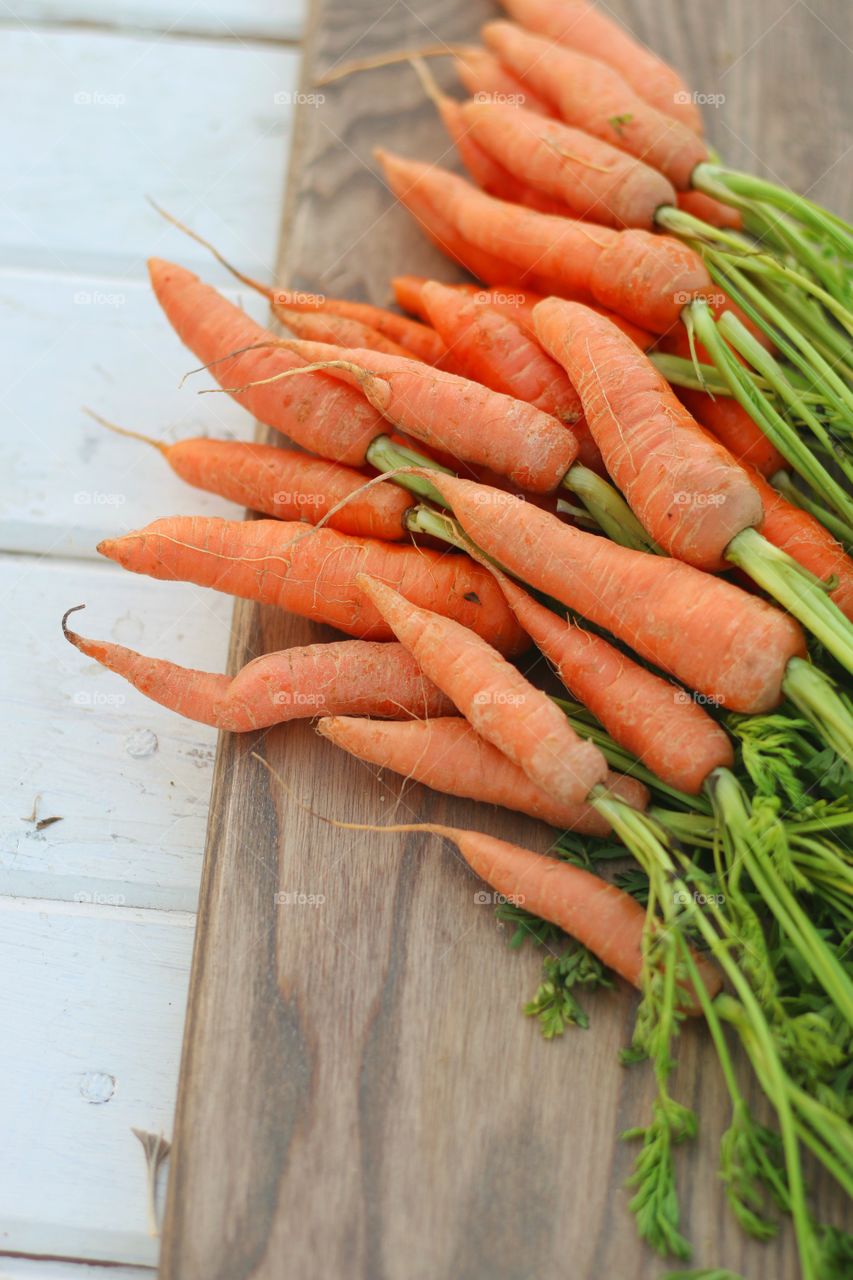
[{"left": 160, "top": 4, "right": 850, "bottom": 1278}]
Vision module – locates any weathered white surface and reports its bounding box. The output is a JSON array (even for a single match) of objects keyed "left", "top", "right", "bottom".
[
  {"left": 0, "top": 1261, "right": 151, "bottom": 1280},
  {"left": 4, "top": 1, "right": 304, "bottom": 40},
  {"left": 0, "top": 28, "right": 299, "bottom": 279},
  {"left": 0, "top": 897, "right": 194, "bottom": 1266},
  {"left": 0, "top": 269, "right": 265, "bottom": 559},
  {"left": 0, "top": 553, "right": 237, "bottom": 912}
]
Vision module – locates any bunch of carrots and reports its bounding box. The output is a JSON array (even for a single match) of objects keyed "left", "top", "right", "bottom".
[{"left": 66, "top": 3, "right": 853, "bottom": 1277}]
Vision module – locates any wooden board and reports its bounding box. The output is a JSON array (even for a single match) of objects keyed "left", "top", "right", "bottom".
[{"left": 160, "top": 3, "right": 850, "bottom": 1278}]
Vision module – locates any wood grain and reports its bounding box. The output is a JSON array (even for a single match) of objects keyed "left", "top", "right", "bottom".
[{"left": 160, "top": 3, "right": 851, "bottom": 1278}]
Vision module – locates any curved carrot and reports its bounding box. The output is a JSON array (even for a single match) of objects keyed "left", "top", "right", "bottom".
[
  {"left": 413, "top": 470, "right": 807, "bottom": 714},
  {"left": 62, "top": 614, "right": 454, "bottom": 729},
  {"left": 317, "top": 714, "right": 648, "bottom": 833},
  {"left": 483, "top": 20, "right": 708, "bottom": 188},
  {"left": 148, "top": 258, "right": 385, "bottom": 466},
  {"left": 355, "top": 573, "right": 608, "bottom": 807},
  {"left": 453, "top": 47, "right": 556, "bottom": 117},
  {"left": 458, "top": 96, "right": 678, "bottom": 229},
  {"left": 97, "top": 516, "right": 529, "bottom": 655},
  {"left": 375, "top": 152, "right": 710, "bottom": 332},
  {"left": 490, "top": 572, "right": 735, "bottom": 794},
  {"left": 272, "top": 303, "right": 413, "bottom": 356},
  {"left": 245, "top": 337, "right": 578, "bottom": 493},
  {"left": 93, "top": 419, "right": 413, "bottom": 541},
  {"left": 498, "top": 0, "right": 703, "bottom": 134},
  {"left": 674, "top": 385, "right": 787, "bottom": 480},
  {"left": 534, "top": 298, "right": 763, "bottom": 569}
]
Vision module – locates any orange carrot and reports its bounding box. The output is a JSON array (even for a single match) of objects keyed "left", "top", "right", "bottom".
[
  {"left": 272, "top": 303, "right": 413, "bottom": 356},
  {"left": 317, "top": 714, "right": 648, "bottom": 833},
  {"left": 269, "top": 290, "right": 447, "bottom": 365},
  {"left": 498, "top": 0, "right": 704, "bottom": 134},
  {"left": 92, "top": 418, "right": 413, "bottom": 541},
  {"left": 534, "top": 298, "right": 764, "bottom": 570},
  {"left": 62, "top": 611, "right": 454, "bottom": 729},
  {"left": 677, "top": 189, "right": 742, "bottom": 231},
  {"left": 355, "top": 572, "right": 608, "bottom": 807},
  {"left": 410, "top": 469, "right": 807, "bottom": 714},
  {"left": 376, "top": 152, "right": 711, "bottom": 332},
  {"left": 243, "top": 336, "right": 578, "bottom": 493},
  {"left": 453, "top": 47, "right": 556, "bottom": 117},
  {"left": 97, "top": 516, "right": 528, "bottom": 655},
  {"left": 483, "top": 20, "right": 708, "bottom": 188},
  {"left": 674, "top": 385, "right": 787, "bottom": 480},
  {"left": 489, "top": 571, "right": 735, "bottom": 794},
  {"left": 457, "top": 96, "right": 678, "bottom": 229},
  {"left": 149, "top": 258, "right": 386, "bottom": 466}
]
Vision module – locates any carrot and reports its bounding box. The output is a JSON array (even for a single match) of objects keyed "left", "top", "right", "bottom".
[
  {"left": 97, "top": 516, "right": 529, "bottom": 655},
  {"left": 453, "top": 47, "right": 556, "bottom": 117},
  {"left": 482, "top": 20, "right": 708, "bottom": 189},
  {"left": 498, "top": 0, "right": 704, "bottom": 134},
  {"left": 62, "top": 610, "right": 454, "bottom": 729},
  {"left": 677, "top": 189, "right": 742, "bottom": 231},
  {"left": 410, "top": 469, "right": 807, "bottom": 714},
  {"left": 456, "top": 96, "right": 678, "bottom": 229},
  {"left": 270, "top": 291, "right": 447, "bottom": 365},
  {"left": 149, "top": 258, "right": 386, "bottom": 466},
  {"left": 272, "top": 303, "right": 413, "bottom": 356},
  {"left": 317, "top": 714, "right": 648, "bottom": 833},
  {"left": 674, "top": 385, "right": 787, "bottom": 480},
  {"left": 355, "top": 572, "right": 608, "bottom": 807},
  {"left": 375, "top": 152, "right": 711, "bottom": 332},
  {"left": 240, "top": 336, "right": 578, "bottom": 493},
  {"left": 534, "top": 298, "right": 764, "bottom": 570},
  {"left": 490, "top": 571, "right": 735, "bottom": 795},
  {"left": 89, "top": 415, "right": 413, "bottom": 541}
]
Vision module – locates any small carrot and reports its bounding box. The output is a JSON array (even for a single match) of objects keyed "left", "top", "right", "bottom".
[
  {"left": 272, "top": 303, "right": 413, "bottom": 356},
  {"left": 88, "top": 413, "right": 413, "bottom": 541},
  {"left": 489, "top": 571, "right": 735, "bottom": 795},
  {"left": 375, "top": 152, "right": 711, "bottom": 332},
  {"left": 62, "top": 610, "right": 454, "bottom": 729},
  {"left": 410, "top": 469, "right": 807, "bottom": 714},
  {"left": 97, "top": 516, "right": 529, "bottom": 655},
  {"left": 498, "top": 0, "right": 704, "bottom": 134},
  {"left": 355, "top": 572, "right": 608, "bottom": 807},
  {"left": 453, "top": 47, "right": 556, "bottom": 117},
  {"left": 482, "top": 20, "right": 708, "bottom": 188},
  {"left": 456, "top": 96, "right": 678, "bottom": 229},
  {"left": 317, "top": 714, "right": 649, "bottom": 833}
]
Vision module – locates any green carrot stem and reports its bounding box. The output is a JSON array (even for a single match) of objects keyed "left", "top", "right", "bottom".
[
  {"left": 781, "top": 658, "right": 853, "bottom": 768},
  {"left": 740, "top": 204, "right": 849, "bottom": 303},
  {"left": 760, "top": 279, "right": 853, "bottom": 377},
  {"left": 771, "top": 472, "right": 853, "bottom": 547},
  {"left": 562, "top": 464, "right": 662, "bottom": 554},
  {"left": 365, "top": 434, "right": 452, "bottom": 505},
  {"left": 649, "top": 352, "right": 733, "bottom": 395}
]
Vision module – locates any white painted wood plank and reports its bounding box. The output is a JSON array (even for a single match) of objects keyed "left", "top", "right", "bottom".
[
  {"left": 0, "top": 28, "right": 300, "bottom": 279},
  {"left": 0, "top": 899, "right": 193, "bottom": 1265},
  {"left": 4, "top": 1, "right": 304, "bottom": 41},
  {"left": 0, "top": 269, "right": 268, "bottom": 559},
  {"left": 0, "top": 1259, "right": 151, "bottom": 1279},
  {"left": 0, "top": 553, "right": 238, "bottom": 911}
]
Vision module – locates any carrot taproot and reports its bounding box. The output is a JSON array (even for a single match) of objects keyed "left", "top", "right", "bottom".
[
  {"left": 409, "top": 469, "right": 807, "bottom": 714},
  {"left": 62, "top": 609, "right": 454, "bottom": 729},
  {"left": 97, "top": 516, "right": 528, "bottom": 655},
  {"left": 238, "top": 336, "right": 578, "bottom": 493},
  {"left": 482, "top": 20, "right": 708, "bottom": 189},
  {"left": 453, "top": 47, "right": 556, "bottom": 117},
  {"left": 457, "top": 96, "right": 678, "bottom": 229},
  {"left": 498, "top": 0, "right": 703, "bottom": 134},
  {"left": 534, "top": 297, "right": 764, "bottom": 570},
  {"left": 355, "top": 573, "right": 607, "bottom": 807},
  {"left": 488, "top": 571, "right": 735, "bottom": 794},
  {"left": 317, "top": 714, "right": 648, "bottom": 833},
  {"left": 375, "top": 152, "right": 711, "bottom": 332},
  {"left": 89, "top": 415, "right": 413, "bottom": 541},
  {"left": 272, "top": 303, "right": 413, "bottom": 356},
  {"left": 149, "top": 258, "right": 386, "bottom": 466},
  {"left": 673, "top": 385, "right": 787, "bottom": 480}
]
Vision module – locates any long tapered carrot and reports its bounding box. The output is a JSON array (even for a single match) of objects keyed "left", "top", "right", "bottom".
[
  {"left": 272, "top": 303, "right": 413, "bottom": 356},
  {"left": 453, "top": 47, "right": 556, "bottom": 117},
  {"left": 91, "top": 416, "right": 413, "bottom": 541},
  {"left": 483, "top": 21, "right": 708, "bottom": 188},
  {"left": 376, "top": 152, "right": 711, "bottom": 332},
  {"left": 270, "top": 291, "right": 447, "bottom": 364},
  {"left": 498, "top": 0, "right": 703, "bottom": 133},
  {"left": 489, "top": 571, "right": 735, "bottom": 794},
  {"left": 62, "top": 610, "right": 454, "bottom": 729},
  {"left": 355, "top": 573, "right": 608, "bottom": 807},
  {"left": 317, "top": 714, "right": 648, "bottom": 833},
  {"left": 97, "top": 516, "right": 528, "bottom": 655},
  {"left": 456, "top": 96, "right": 678, "bottom": 229},
  {"left": 409, "top": 469, "right": 807, "bottom": 713},
  {"left": 235, "top": 337, "right": 578, "bottom": 493},
  {"left": 149, "top": 258, "right": 386, "bottom": 465},
  {"left": 534, "top": 298, "right": 764, "bottom": 570}
]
